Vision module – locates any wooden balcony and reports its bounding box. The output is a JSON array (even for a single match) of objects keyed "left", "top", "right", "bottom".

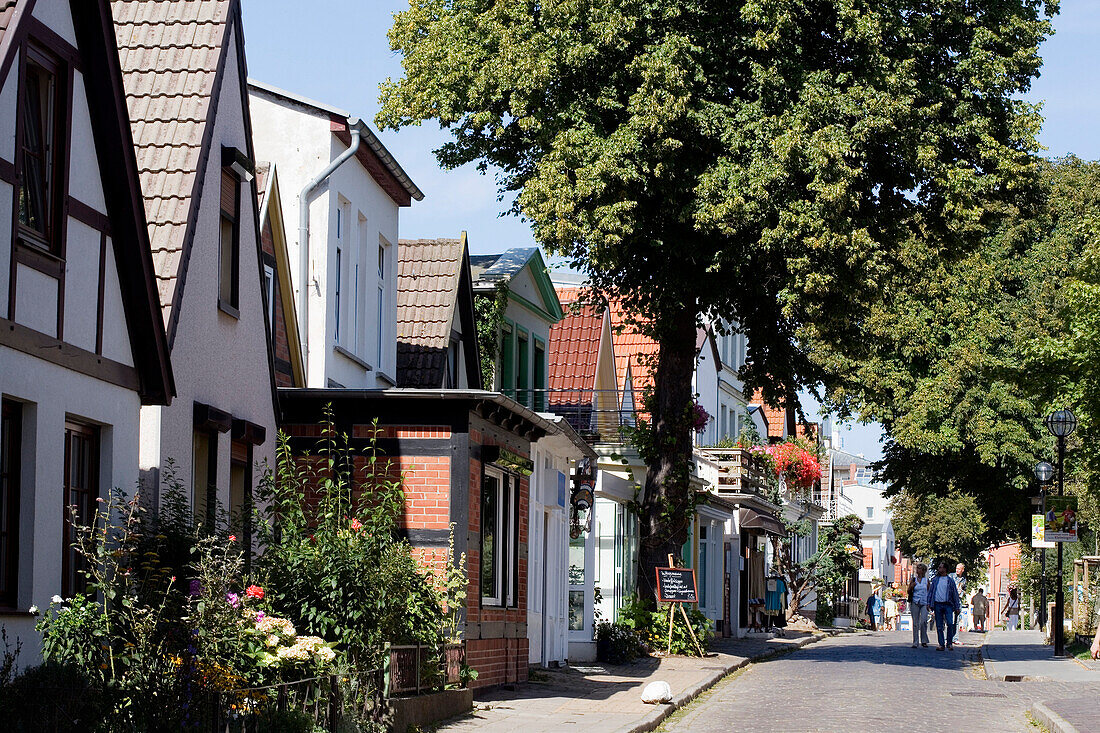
[{"left": 695, "top": 446, "right": 767, "bottom": 496}]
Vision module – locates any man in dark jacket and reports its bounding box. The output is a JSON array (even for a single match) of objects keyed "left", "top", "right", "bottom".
[
  {"left": 929, "top": 562, "right": 961, "bottom": 650},
  {"left": 971, "top": 588, "right": 989, "bottom": 632}
]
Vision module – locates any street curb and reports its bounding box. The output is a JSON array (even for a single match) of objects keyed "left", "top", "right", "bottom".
[
  {"left": 618, "top": 632, "right": 829, "bottom": 733},
  {"left": 1031, "top": 701, "right": 1081, "bottom": 733}
]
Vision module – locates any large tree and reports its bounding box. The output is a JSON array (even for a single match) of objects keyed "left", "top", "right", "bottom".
[
  {"left": 378, "top": 0, "right": 1055, "bottom": 602},
  {"left": 889, "top": 489, "right": 988, "bottom": 579},
  {"left": 819, "top": 158, "right": 1098, "bottom": 546}
]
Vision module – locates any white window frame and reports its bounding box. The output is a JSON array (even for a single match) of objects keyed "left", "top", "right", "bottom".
[
  {"left": 262, "top": 263, "right": 275, "bottom": 327},
  {"left": 481, "top": 467, "right": 517, "bottom": 607}
]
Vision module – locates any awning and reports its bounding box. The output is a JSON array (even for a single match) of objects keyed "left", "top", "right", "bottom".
[{"left": 739, "top": 508, "right": 786, "bottom": 536}]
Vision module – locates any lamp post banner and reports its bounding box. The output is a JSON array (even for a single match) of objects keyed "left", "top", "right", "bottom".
[
  {"left": 1032, "top": 515, "right": 1056, "bottom": 548},
  {"left": 1044, "top": 496, "right": 1079, "bottom": 542}
]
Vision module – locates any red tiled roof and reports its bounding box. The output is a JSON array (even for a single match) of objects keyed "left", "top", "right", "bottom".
[
  {"left": 112, "top": 0, "right": 232, "bottom": 327},
  {"left": 548, "top": 291, "right": 603, "bottom": 395},
  {"left": 396, "top": 238, "right": 465, "bottom": 387},
  {"left": 608, "top": 300, "right": 658, "bottom": 412}
]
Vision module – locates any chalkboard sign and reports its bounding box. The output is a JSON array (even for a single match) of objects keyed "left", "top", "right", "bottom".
[{"left": 655, "top": 567, "right": 698, "bottom": 603}]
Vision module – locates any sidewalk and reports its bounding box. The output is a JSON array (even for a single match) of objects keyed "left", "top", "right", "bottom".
[
  {"left": 980, "top": 630, "right": 1100, "bottom": 733},
  {"left": 436, "top": 630, "right": 832, "bottom": 733}
]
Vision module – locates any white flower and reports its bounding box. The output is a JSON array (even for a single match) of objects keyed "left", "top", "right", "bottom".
[
  {"left": 266, "top": 634, "right": 279, "bottom": 648},
  {"left": 28, "top": 605, "right": 38, "bottom": 615},
  {"left": 51, "top": 595, "right": 63, "bottom": 605}
]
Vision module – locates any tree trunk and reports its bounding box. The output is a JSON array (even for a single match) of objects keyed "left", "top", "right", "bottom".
[{"left": 636, "top": 304, "right": 699, "bottom": 606}]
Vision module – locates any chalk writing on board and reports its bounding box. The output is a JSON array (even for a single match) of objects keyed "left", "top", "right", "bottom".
[{"left": 655, "top": 567, "right": 698, "bottom": 603}]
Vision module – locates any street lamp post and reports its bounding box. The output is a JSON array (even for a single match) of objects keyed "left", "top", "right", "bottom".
[
  {"left": 1033, "top": 460, "right": 1054, "bottom": 632},
  {"left": 1044, "top": 408, "right": 1077, "bottom": 657}
]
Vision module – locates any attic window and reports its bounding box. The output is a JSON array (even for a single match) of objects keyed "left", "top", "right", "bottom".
[
  {"left": 18, "top": 47, "right": 64, "bottom": 255},
  {"left": 218, "top": 147, "right": 253, "bottom": 316}
]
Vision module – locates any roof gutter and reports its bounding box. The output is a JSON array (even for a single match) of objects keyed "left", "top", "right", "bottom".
[{"left": 298, "top": 120, "right": 362, "bottom": 368}]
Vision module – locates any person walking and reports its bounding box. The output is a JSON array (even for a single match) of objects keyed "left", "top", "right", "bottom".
[
  {"left": 1003, "top": 588, "right": 1021, "bottom": 631},
  {"left": 866, "top": 591, "right": 880, "bottom": 631},
  {"left": 952, "top": 563, "right": 968, "bottom": 643},
  {"left": 908, "top": 563, "right": 931, "bottom": 648},
  {"left": 885, "top": 595, "right": 899, "bottom": 631},
  {"left": 971, "top": 588, "right": 989, "bottom": 632},
  {"left": 929, "top": 562, "right": 961, "bottom": 650}
]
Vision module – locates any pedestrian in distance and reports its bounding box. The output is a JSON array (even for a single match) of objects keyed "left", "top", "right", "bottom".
[
  {"left": 1003, "top": 587, "right": 1021, "bottom": 631},
  {"left": 971, "top": 588, "right": 989, "bottom": 632},
  {"left": 866, "top": 590, "right": 880, "bottom": 631},
  {"left": 952, "top": 563, "right": 967, "bottom": 644},
  {"left": 908, "top": 563, "right": 931, "bottom": 648},
  {"left": 885, "top": 595, "right": 899, "bottom": 631},
  {"left": 929, "top": 562, "right": 961, "bottom": 650}
]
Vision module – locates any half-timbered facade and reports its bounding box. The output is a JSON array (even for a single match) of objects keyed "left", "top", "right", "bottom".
[
  {"left": 113, "top": 0, "right": 277, "bottom": 537},
  {"left": 0, "top": 0, "right": 173, "bottom": 656}
]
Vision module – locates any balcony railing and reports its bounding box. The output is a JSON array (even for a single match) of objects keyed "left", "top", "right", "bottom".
[
  {"left": 694, "top": 446, "right": 767, "bottom": 497},
  {"left": 500, "top": 388, "right": 634, "bottom": 443}
]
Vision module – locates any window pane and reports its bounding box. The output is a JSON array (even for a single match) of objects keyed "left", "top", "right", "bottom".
[
  {"left": 0, "top": 402, "right": 21, "bottom": 607},
  {"left": 569, "top": 590, "right": 585, "bottom": 630},
  {"left": 193, "top": 430, "right": 213, "bottom": 527},
  {"left": 335, "top": 247, "right": 342, "bottom": 342},
  {"left": 63, "top": 424, "right": 97, "bottom": 597},
  {"left": 19, "top": 61, "right": 54, "bottom": 241},
  {"left": 480, "top": 474, "right": 499, "bottom": 599},
  {"left": 220, "top": 215, "right": 235, "bottom": 304}
]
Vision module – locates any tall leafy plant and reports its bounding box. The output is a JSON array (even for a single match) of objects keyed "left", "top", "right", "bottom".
[{"left": 255, "top": 416, "right": 444, "bottom": 666}]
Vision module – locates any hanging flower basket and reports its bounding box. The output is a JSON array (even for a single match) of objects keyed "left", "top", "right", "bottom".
[
  {"left": 752, "top": 441, "right": 822, "bottom": 492},
  {"left": 691, "top": 402, "right": 711, "bottom": 434}
]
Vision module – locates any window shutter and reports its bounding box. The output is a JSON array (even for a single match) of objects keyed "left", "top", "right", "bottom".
[{"left": 221, "top": 170, "right": 238, "bottom": 216}]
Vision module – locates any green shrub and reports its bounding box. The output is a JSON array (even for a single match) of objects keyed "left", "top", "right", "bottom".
[
  {"left": 595, "top": 621, "right": 642, "bottom": 664},
  {"left": 255, "top": 419, "right": 447, "bottom": 668},
  {"left": 616, "top": 596, "right": 713, "bottom": 656}
]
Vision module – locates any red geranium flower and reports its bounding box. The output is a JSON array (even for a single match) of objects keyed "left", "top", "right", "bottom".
[{"left": 246, "top": 585, "right": 264, "bottom": 600}]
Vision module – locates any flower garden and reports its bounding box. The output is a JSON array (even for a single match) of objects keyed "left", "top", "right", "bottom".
[{"left": 0, "top": 423, "right": 467, "bottom": 732}]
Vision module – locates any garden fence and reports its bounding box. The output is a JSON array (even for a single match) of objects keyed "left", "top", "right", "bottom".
[{"left": 383, "top": 641, "right": 466, "bottom": 697}]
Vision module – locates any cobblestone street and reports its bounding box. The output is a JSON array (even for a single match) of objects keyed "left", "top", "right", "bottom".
[{"left": 665, "top": 631, "right": 1100, "bottom": 733}]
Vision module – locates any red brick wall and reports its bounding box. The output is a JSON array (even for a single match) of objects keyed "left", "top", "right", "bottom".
[{"left": 282, "top": 416, "right": 532, "bottom": 690}]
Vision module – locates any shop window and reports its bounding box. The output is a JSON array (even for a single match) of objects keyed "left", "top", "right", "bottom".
[
  {"left": 63, "top": 421, "right": 98, "bottom": 598},
  {"left": 480, "top": 468, "right": 518, "bottom": 607},
  {"left": 18, "top": 47, "right": 64, "bottom": 254},
  {"left": 568, "top": 531, "right": 587, "bottom": 631},
  {"left": 0, "top": 401, "right": 22, "bottom": 608}
]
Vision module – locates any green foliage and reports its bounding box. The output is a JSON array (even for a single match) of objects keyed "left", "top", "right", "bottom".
[
  {"left": 617, "top": 596, "right": 712, "bottom": 656},
  {"left": 473, "top": 282, "right": 508, "bottom": 388},
  {"left": 782, "top": 513, "right": 863, "bottom": 616},
  {"left": 379, "top": 0, "right": 1055, "bottom": 600},
  {"left": 889, "top": 490, "right": 988, "bottom": 575},
  {"left": 255, "top": 419, "right": 446, "bottom": 667},
  {"left": 595, "top": 621, "right": 642, "bottom": 664}
]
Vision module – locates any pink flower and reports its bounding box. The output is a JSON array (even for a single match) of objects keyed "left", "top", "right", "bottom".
[
  {"left": 229, "top": 535, "right": 237, "bottom": 542},
  {"left": 351, "top": 518, "right": 363, "bottom": 531}
]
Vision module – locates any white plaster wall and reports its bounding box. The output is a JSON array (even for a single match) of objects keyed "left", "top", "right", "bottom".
[
  {"left": 0, "top": 345, "right": 142, "bottom": 664},
  {"left": 0, "top": 180, "right": 11, "bottom": 318},
  {"left": 30, "top": 0, "right": 77, "bottom": 46},
  {"left": 62, "top": 218, "right": 100, "bottom": 352},
  {"left": 248, "top": 89, "right": 401, "bottom": 389},
  {"left": 67, "top": 73, "right": 107, "bottom": 212},
  {"left": 100, "top": 238, "right": 134, "bottom": 367},
  {"left": 141, "top": 29, "right": 277, "bottom": 503},
  {"left": 0, "top": 49, "right": 18, "bottom": 162},
  {"left": 14, "top": 265, "right": 57, "bottom": 335}
]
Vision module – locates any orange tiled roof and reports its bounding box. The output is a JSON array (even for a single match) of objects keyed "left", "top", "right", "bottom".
[
  {"left": 608, "top": 300, "right": 658, "bottom": 413},
  {"left": 548, "top": 291, "right": 603, "bottom": 395},
  {"left": 113, "top": 0, "right": 232, "bottom": 329}
]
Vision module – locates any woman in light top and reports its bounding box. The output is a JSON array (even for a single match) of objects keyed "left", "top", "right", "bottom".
[{"left": 908, "top": 563, "right": 931, "bottom": 648}]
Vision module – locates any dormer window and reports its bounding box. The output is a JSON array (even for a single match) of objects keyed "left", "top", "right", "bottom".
[
  {"left": 18, "top": 47, "right": 64, "bottom": 254},
  {"left": 219, "top": 146, "right": 254, "bottom": 316}
]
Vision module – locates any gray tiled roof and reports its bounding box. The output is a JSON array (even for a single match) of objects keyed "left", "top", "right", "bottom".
[{"left": 112, "top": 0, "right": 231, "bottom": 326}]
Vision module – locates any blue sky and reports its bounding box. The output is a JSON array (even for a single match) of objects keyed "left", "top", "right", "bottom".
[{"left": 241, "top": 1, "right": 1099, "bottom": 459}]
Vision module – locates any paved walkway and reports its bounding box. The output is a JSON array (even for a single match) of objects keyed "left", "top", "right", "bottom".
[
  {"left": 663, "top": 630, "right": 1100, "bottom": 733},
  {"left": 979, "top": 630, "right": 1100, "bottom": 733},
  {"left": 435, "top": 631, "right": 828, "bottom": 733}
]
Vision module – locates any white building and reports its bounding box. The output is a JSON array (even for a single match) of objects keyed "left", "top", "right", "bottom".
[
  {"left": 248, "top": 81, "right": 424, "bottom": 389},
  {"left": 116, "top": 0, "right": 279, "bottom": 537},
  {"left": 0, "top": 0, "right": 174, "bottom": 657}
]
